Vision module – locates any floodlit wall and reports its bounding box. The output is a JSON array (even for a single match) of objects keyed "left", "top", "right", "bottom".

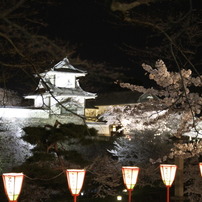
[
  {"left": 0, "top": 107, "right": 86, "bottom": 172},
  {"left": 87, "top": 122, "right": 110, "bottom": 136},
  {"left": 55, "top": 74, "right": 75, "bottom": 88},
  {"left": 0, "top": 107, "right": 49, "bottom": 118}
]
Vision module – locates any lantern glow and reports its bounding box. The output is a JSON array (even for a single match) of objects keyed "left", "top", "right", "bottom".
[
  {"left": 122, "top": 166, "right": 139, "bottom": 190},
  {"left": 160, "top": 164, "right": 177, "bottom": 202},
  {"left": 2, "top": 173, "right": 24, "bottom": 202},
  {"left": 66, "top": 169, "right": 86, "bottom": 202},
  {"left": 199, "top": 163, "right": 202, "bottom": 176},
  {"left": 122, "top": 166, "right": 139, "bottom": 202},
  {"left": 160, "top": 164, "right": 177, "bottom": 187}
]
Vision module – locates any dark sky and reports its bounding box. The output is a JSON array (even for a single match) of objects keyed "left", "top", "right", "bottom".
[
  {"left": 1, "top": 0, "right": 201, "bottom": 95},
  {"left": 46, "top": 1, "right": 121, "bottom": 60},
  {"left": 40, "top": 0, "right": 202, "bottom": 92},
  {"left": 42, "top": 0, "right": 151, "bottom": 91},
  {"left": 45, "top": 1, "right": 143, "bottom": 68}
]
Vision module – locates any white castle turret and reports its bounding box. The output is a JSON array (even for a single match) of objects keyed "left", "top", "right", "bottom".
[
  {"left": 0, "top": 58, "right": 97, "bottom": 171},
  {"left": 24, "top": 57, "right": 96, "bottom": 117},
  {"left": 0, "top": 58, "right": 96, "bottom": 123}
]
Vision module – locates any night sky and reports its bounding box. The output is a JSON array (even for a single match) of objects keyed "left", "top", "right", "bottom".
[
  {"left": 43, "top": 0, "right": 201, "bottom": 68},
  {"left": 46, "top": 1, "right": 128, "bottom": 62},
  {"left": 40, "top": 0, "right": 155, "bottom": 92},
  {"left": 44, "top": 1, "right": 146, "bottom": 72},
  {"left": 2, "top": 0, "right": 200, "bottom": 94}
]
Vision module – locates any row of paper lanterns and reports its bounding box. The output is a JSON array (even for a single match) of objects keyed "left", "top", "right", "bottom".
[{"left": 2, "top": 163, "right": 202, "bottom": 202}]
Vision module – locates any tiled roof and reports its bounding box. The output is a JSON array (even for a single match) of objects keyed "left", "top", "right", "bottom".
[
  {"left": 25, "top": 86, "right": 96, "bottom": 98},
  {"left": 52, "top": 57, "right": 86, "bottom": 74},
  {"left": 86, "top": 91, "right": 142, "bottom": 106},
  {"left": 53, "top": 87, "right": 96, "bottom": 98}
]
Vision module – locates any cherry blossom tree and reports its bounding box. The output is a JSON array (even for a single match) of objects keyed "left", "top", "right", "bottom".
[
  {"left": 109, "top": 0, "right": 202, "bottom": 76},
  {"left": 108, "top": 130, "right": 173, "bottom": 187},
  {"left": 87, "top": 155, "right": 122, "bottom": 198},
  {"left": 109, "top": 130, "right": 172, "bottom": 166},
  {"left": 106, "top": 0, "right": 202, "bottom": 156},
  {"left": 118, "top": 60, "right": 201, "bottom": 135},
  {"left": 101, "top": 59, "right": 202, "bottom": 157},
  {"left": 101, "top": 59, "right": 201, "bottom": 199}
]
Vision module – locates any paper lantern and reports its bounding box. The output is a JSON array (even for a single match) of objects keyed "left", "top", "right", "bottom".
[
  {"left": 66, "top": 169, "right": 86, "bottom": 202},
  {"left": 2, "top": 173, "right": 24, "bottom": 202}
]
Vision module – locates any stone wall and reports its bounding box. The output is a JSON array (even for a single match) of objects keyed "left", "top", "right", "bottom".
[{"left": 0, "top": 107, "right": 85, "bottom": 173}]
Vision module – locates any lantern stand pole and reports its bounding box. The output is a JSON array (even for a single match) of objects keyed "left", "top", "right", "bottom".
[
  {"left": 166, "top": 186, "right": 170, "bottom": 202},
  {"left": 128, "top": 189, "right": 132, "bottom": 202},
  {"left": 74, "top": 195, "right": 77, "bottom": 202}
]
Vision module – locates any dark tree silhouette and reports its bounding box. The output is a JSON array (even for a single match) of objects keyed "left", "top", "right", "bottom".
[{"left": 109, "top": 0, "right": 202, "bottom": 78}]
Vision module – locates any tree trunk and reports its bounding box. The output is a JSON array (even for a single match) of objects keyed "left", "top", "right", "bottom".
[{"left": 174, "top": 156, "right": 184, "bottom": 201}]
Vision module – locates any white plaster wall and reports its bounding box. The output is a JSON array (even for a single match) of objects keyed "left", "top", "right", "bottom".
[
  {"left": 50, "top": 96, "right": 85, "bottom": 116},
  {"left": 55, "top": 74, "right": 75, "bottom": 88},
  {"left": 0, "top": 108, "right": 49, "bottom": 118},
  {"left": 43, "top": 96, "right": 50, "bottom": 107},
  {"left": 87, "top": 122, "right": 110, "bottom": 136},
  {"left": 72, "top": 97, "right": 85, "bottom": 115},
  {"left": 44, "top": 71, "right": 77, "bottom": 88},
  {"left": 50, "top": 97, "right": 59, "bottom": 114},
  {"left": 34, "top": 95, "right": 44, "bottom": 108}
]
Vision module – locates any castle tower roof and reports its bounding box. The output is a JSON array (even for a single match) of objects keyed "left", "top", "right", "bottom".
[{"left": 52, "top": 57, "right": 86, "bottom": 74}]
